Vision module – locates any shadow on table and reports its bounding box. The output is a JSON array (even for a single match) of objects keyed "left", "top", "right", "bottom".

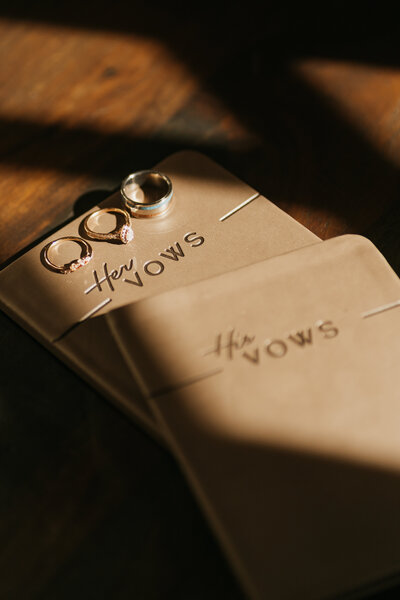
[{"left": 0, "top": 3, "right": 398, "bottom": 246}]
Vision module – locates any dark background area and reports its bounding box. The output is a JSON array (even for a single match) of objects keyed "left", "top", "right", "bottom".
[{"left": 0, "top": 3, "right": 400, "bottom": 598}]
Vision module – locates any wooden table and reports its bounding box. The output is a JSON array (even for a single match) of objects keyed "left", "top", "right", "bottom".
[{"left": 0, "top": 5, "right": 399, "bottom": 598}]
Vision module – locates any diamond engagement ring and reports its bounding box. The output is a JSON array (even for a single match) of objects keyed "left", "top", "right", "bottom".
[
  {"left": 83, "top": 207, "right": 134, "bottom": 244},
  {"left": 43, "top": 236, "right": 93, "bottom": 274}
]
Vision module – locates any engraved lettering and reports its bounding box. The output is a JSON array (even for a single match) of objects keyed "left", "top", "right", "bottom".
[
  {"left": 103, "top": 263, "right": 115, "bottom": 292},
  {"left": 205, "top": 329, "right": 255, "bottom": 360},
  {"left": 120, "top": 259, "right": 134, "bottom": 274},
  {"left": 85, "top": 230, "right": 205, "bottom": 295},
  {"left": 124, "top": 271, "right": 143, "bottom": 287},
  {"left": 206, "top": 333, "right": 223, "bottom": 358},
  {"left": 90, "top": 269, "right": 104, "bottom": 293},
  {"left": 87, "top": 260, "right": 134, "bottom": 294},
  {"left": 184, "top": 232, "right": 205, "bottom": 247},
  {"left": 242, "top": 348, "right": 260, "bottom": 364},
  {"left": 205, "top": 318, "right": 338, "bottom": 367},
  {"left": 288, "top": 329, "right": 313, "bottom": 347},
  {"left": 159, "top": 242, "right": 185, "bottom": 261},
  {"left": 265, "top": 340, "right": 287, "bottom": 358},
  {"left": 144, "top": 260, "right": 165, "bottom": 276},
  {"left": 221, "top": 330, "right": 236, "bottom": 360},
  {"left": 317, "top": 320, "right": 339, "bottom": 338}
]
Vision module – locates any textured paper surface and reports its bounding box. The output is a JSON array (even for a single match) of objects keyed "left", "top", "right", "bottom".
[
  {"left": 0, "top": 151, "right": 319, "bottom": 439},
  {"left": 109, "top": 235, "right": 400, "bottom": 599}
]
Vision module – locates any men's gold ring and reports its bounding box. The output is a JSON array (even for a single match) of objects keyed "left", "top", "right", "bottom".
[
  {"left": 83, "top": 208, "right": 134, "bottom": 244},
  {"left": 121, "top": 170, "right": 173, "bottom": 218},
  {"left": 43, "top": 236, "right": 93, "bottom": 274}
]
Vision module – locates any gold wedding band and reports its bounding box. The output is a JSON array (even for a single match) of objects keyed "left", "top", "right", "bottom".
[
  {"left": 121, "top": 170, "right": 173, "bottom": 218},
  {"left": 43, "top": 237, "right": 93, "bottom": 274},
  {"left": 83, "top": 208, "right": 134, "bottom": 244}
]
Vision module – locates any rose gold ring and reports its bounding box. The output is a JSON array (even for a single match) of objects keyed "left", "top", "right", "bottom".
[
  {"left": 83, "top": 207, "right": 134, "bottom": 244},
  {"left": 43, "top": 236, "right": 93, "bottom": 274}
]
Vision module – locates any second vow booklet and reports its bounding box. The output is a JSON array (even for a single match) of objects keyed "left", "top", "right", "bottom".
[{"left": 108, "top": 235, "right": 400, "bottom": 600}]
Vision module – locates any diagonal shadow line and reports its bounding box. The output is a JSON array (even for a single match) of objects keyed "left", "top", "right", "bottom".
[
  {"left": 0, "top": 6, "right": 398, "bottom": 220},
  {"left": 1, "top": 3, "right": 399, "bottom": 68},
  {"left": 0, "top": 7, "right": 398, "bottom": 272},
  {"left": 0, "top": 56, "right": 399, "bottom": 230}
]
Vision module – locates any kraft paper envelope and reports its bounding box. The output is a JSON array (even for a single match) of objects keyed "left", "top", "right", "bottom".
[
  {"left": 0, "top": 151, "right": 318, "bottom": 440},
  {"left": 108, "top": 235, "right": 400, "bottom": 599}
]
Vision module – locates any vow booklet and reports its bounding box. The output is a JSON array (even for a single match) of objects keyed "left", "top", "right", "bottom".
[
  {"left": 108, "top": 235, "right": 400, "bottom": 599},
  {"left": 0, "top": 151, "right": 319, "bottom": 441}
]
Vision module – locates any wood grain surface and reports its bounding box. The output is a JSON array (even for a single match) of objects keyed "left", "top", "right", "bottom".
[{"left": 1, "top": 4, "right": 400, "bottom": 599}]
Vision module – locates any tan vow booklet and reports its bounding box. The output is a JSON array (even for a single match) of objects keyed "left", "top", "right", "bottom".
[
  {"left": 108, "top": 235, "right": 400, "bottom": 599},
  {"left": 0, "top": 151, "right": 318, "bottom": 440}
]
